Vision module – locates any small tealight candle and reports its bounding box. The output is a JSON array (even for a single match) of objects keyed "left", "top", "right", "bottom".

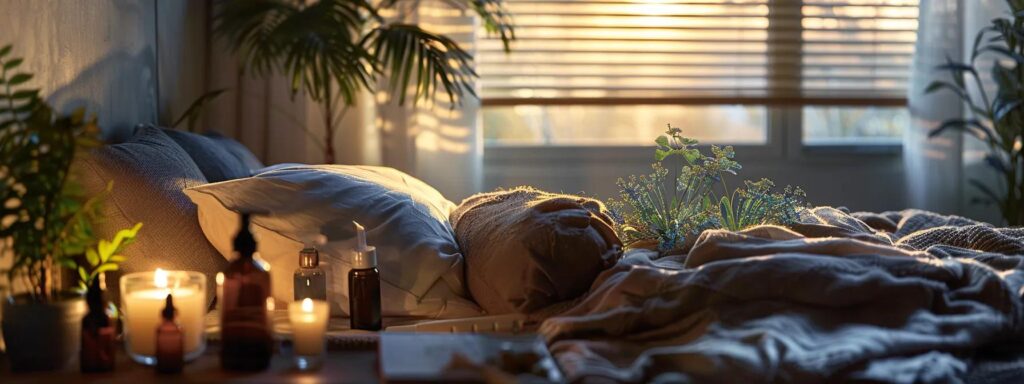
[
  {"left": 288, "top": 298, "right": 329, "bottom": 370},
  {"left": 121, "top": 269, "right": 207, "bottom": 365}
]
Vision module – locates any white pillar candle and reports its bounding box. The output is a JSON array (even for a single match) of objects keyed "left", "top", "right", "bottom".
[
  {"left": 121, "top": 269, "right": 207, "bottom": 364},
  {"left": 288, "top": 298, "right": 329, "bottom": 356}
]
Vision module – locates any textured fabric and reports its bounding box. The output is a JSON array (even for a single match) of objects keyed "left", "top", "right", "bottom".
[
  {"left": 450, "top": 187, "right": 622, "bottom": 315},
  {"left": 540, "top": 208, "right": 1024, "bottom": 383},
  {"left": 76, "top": 126, "right": 225, "bottom": 305},
  {"left": 162, "top": 128, "right": 252, "bottom": 182},
  {"left": 203, "top": 131, "right": 264, "bottom": 173},
  {"left": 184, "top": 165, "right": 482, "bottom": 319}
]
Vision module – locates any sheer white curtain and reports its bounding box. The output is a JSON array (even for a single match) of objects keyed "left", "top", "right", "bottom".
[
  {"left": 905, "top": 0, "right": 963, "bottom": 215},
  {"left": 961, "top": 0, "right": 1009, "bottom": 223},
  {"left": 906, "top": 0, "right": 1010, "bottom": 221}
]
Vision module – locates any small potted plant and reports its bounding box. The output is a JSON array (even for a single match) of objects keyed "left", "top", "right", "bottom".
[{"left": 0, "top": 44, "right": 142, "bottom": 372}]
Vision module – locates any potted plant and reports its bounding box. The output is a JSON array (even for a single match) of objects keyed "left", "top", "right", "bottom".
[
  {"left": 0, "top": 45, "right": 142, "bottom": 371},
  {"left": 213, "top": 0, "right": 515, "bottom": 163},
  {"left": 926, "top": 0, "right": 1024, "bottom": 225}
]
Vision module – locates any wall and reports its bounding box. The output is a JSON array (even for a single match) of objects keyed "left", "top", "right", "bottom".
[
  {"left": 0, "top": 0, "right": 206, "bottom": 139},
  {"left": 0, "top": 0, "right": 206, "bottom": 349},
  {"left": 0, "top": 0, "right": 156, "bottom": 140}
]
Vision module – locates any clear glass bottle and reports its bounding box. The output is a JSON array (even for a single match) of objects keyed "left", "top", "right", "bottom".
[
  {"left": 156, "top": 294, "right": 183, "bottom": 374},
  {"left": 220, "top": 213, "right": 273, "bottom": 371},
  {"left": 80, "top": 277, "right": 115, "bottom": 373},
  {"left": 294, "top": 244, "right": 327, "bottom": 301}
]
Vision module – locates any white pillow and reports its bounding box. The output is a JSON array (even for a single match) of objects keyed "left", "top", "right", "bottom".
[{"left": 184, "top": 165, "right": 483, "bottom": 319}]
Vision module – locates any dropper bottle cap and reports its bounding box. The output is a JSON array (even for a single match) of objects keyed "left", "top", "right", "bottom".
[
  {"left": 162, "top": 294, "right": 176, "bottom": 321},
  {"left": 233, "top": 213, "right": 257, "bottom": 257},
  {"left": 352, "top": 221, "right": 377, "bottom": 270},
  {"left": 299, "top": 234, "right": 327, "bottom": 268},
  {"left": 86, "top": 277, "right": 105, "bottom": 313}
]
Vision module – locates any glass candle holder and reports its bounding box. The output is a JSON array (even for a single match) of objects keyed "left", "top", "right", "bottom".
[
  {"left": 288, "top": 298, "right": 329, "bottom": 370},
  {"left": 120, "top": 269, "right": 207, "bottom": 365}
]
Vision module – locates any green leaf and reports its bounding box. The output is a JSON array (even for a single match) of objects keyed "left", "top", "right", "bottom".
[
  {"left": 928, "top": 118, "right": 994, "bottom": 144},
  {"left": 171, "top": 89, "right": 227, "bottom": 131},
  {"left": 97, "top": 240, "right": 114, "bottom": 263},
  {"left": 85, "top": 248, "right": 99, "bottom": 267},
  {"left": 10, "top": 89, "right": 38, "bottom": 100},
  {"left": 94, "top": 263, "right": 119, "bottom": 274},
  {"left": 7, "top": 73, "right": 32, "bottom": 85},
  {"left": 0, "top": 44, "right": 11, "bottom": 58},
  {"left": 78, "top": 267, "right": 89, "bottom": 283},
  {"left": 655, "top": 135, "right": 670, "bottom": 149},
  {"left": 3, "top": 58, "right": 22, "bottom": 70}
]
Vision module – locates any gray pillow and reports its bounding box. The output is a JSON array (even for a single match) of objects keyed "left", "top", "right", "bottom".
[
  {"left": 76, "top": 126, "right": 225, "bottom": 305},
  {"left": 451, "top": 187, "right": 623, "bottom": 315},
  {"left": 203, "top": 131, "right": 264, "bottom": 173},
  {"left": 162, "top": 128, "right": 251, "bottom": 182}
]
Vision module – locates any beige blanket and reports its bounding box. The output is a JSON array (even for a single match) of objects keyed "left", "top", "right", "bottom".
[{"left": 540, "top": 207, "right": 1024, "bottom": 383}]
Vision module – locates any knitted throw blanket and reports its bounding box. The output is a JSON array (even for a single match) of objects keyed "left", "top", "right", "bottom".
[{"left": 540, "top": 207, "right": 1024, "bottom": 383}]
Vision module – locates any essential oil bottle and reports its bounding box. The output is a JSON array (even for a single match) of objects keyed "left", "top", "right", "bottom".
[
  {"left": 294, "top": 236, "right": 327, "bottom": 301},
  {"left": 220, "top": 213, "right": 273, "bottom": 371},
  {"left": 349, "top": 221, "right": 381, "bottom": 331},
  {"left": 156, "top": 294, "right": 184, "bottom": 374},
  {"left": 80, "top": 277, "right": 115, "bottom": 373}
]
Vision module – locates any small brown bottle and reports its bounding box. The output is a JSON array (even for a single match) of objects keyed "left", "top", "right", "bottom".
[
  {"left": 220, "top": 213, "right": 274, "bottom": 371},
  {"left": 349, "top": 221, "right": 381, "bottom": 331},
  {"left": 80, "top": 277, "right": 115, "bottom": 373},
  {"left": 156, "top": 294, "right": 184, "bottom": 374}
]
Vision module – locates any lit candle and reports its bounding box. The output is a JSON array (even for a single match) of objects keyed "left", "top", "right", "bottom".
[
  {"left": 120, "top": 269, "right": 207, "bottom": 365},
  {"left": 215, "top": 272, "right": 224, "bottom": 310},
  {"left": 288, "top": 298, "right": 329, "bottom": 369}
]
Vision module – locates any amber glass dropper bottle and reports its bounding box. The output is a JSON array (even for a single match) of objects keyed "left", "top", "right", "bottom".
[
  {"left": 156, "top": 294, "right": 184, "bottom": 374},
  {"left": 80, "top": 277, "right": 115, "bottom": 373},
  {"left": 220, "top": 213, "right": 273, "bottom": 371},
  {"left": 349, "top": 221, "right": 381, "bottom": 331}
]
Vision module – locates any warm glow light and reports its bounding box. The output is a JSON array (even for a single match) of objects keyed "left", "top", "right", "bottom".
[
  {"left": 254, "top": 252, "right": 271, "bottom": 271},
  {"left": 266, "top": 297, "right": 276, "bottom": 312},
  {"left": 215, "top": 272, "right": 225, "bottom": 286},
  {"left": 154, "top": 268, "right": 168, "bottom": 289},
  {"left": 301, "top": 298, "right": 313, "bottom": 313}
]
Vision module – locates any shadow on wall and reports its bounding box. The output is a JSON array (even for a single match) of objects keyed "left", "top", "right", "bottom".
[{"left": 46, "top": 47, "right": 158, "bottom": 143}]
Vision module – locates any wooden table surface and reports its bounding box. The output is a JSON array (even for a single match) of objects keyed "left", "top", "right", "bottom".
[{"left": 1, "top": 342, "right": 381, "bottom": 383}]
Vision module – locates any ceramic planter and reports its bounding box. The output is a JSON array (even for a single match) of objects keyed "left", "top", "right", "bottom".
[{"left": 2, "top": 292, "right": 86, "bottom": 372}]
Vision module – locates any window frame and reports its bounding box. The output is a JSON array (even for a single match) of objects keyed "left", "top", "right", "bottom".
[{"left": 479, "top": 0, "right": 911, "bottom": 155}]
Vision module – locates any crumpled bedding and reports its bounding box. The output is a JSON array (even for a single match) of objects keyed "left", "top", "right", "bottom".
[{"left": 540, "top": 207, "right": 1024, "bottom": 383}]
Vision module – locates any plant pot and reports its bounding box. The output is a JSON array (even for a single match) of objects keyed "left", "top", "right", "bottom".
[{"left": 1, "top": 292, "right": 87, "bottom": 372}]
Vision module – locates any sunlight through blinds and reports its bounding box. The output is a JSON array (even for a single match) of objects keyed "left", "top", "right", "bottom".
[{"left": 476, "top": 0, "right": 919, "bottom": 106}]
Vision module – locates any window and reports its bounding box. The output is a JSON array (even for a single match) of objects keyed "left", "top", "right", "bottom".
[{"left": 477, "top": 0, "right": 918, "bottom": 147}]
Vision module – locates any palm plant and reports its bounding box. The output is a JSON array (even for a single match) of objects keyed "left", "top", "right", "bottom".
[
  {"left": 214, "top": 0, "right": 514, "bottom": 163},
  {"left": 926, "top": 0, "right": 1024, "bottom": 225}
]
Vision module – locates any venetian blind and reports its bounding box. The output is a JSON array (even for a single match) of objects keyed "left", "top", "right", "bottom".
[{"left": 476, "top": 0, "right": 919, "bottom": 106}]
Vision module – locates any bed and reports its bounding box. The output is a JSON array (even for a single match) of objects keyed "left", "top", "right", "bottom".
[{"left": 81, "top": 126, "right": 1024, "bottom": 383}]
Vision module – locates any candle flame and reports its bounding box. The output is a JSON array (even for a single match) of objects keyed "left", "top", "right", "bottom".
[
  {"left": 266, "top": 297, "right": 276, "bottom": 311},
  {"left": 154, "top": 268, "right": 168, "bottom": 289},
  {"left": 301, "top": 298, "right": 313, "bottom": 313},
  {"left": 215, "top": 272, "right": 224, "bottom": 286}
]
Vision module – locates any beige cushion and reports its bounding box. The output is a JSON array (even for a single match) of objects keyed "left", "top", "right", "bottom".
[
  {"left": 77, "top": 126, "right": 225, "bottom": 305},
  {"left": 451, "top": 187, "right": 623, "bottom": 315}
]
